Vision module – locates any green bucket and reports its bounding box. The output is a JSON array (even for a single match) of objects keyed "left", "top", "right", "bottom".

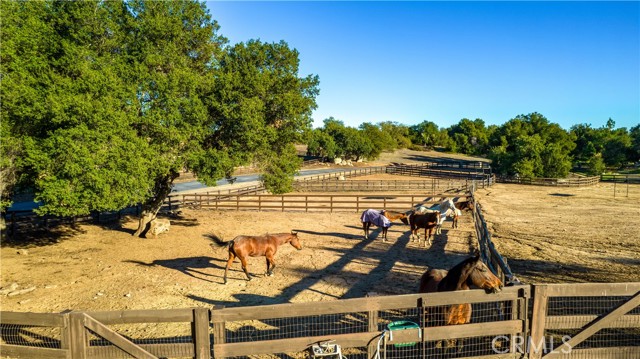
[{"left": 386, "top": 320, "right": 421, "bottom": 348}]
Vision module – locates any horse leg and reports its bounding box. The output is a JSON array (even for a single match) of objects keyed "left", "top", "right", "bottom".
[
  {"left": 363, "top": 223, "right": 368, "bottom": 240},
  {"left": 224, "top": 252, "right": 236, "bottom": 285},
  {"left": 239, "top": 256, "right": 251, "bottom": 281},
  {"left": 266, "top": 254, "right": 276, "bottom": 276},
  {"left": 382, "top": 227, "right": 387, "bottom": 242}
]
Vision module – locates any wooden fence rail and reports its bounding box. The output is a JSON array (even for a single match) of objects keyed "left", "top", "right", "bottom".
[
  {"left": 292, "top": 179, "right": 471, "bottom": 193},
  {"left": 470, "top": 192, "right": 517, "bottom": 286},
  {"left": 177, "top": 193, "right": 470, "bottom": 213},
  {"left": 496, "top": 176, "right": 600, "bottom": 187},
  {"left": 600, "top": 173, "right": 640, "bottom": 184},
  {"left": 2, "top": 283, "right": 638, "bottom": 359}
]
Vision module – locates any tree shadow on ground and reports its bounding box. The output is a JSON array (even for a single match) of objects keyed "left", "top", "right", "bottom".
[
  {"left": 599, "top": 256, "right": 640, "bottom": 266},
  {"left": 1, "top": 224, "right": 85, "bottom": 248}
]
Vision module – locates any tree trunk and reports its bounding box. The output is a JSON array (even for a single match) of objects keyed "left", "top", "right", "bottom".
[{"left": 133, "top": 171, "right": 179, "bottom": 238}]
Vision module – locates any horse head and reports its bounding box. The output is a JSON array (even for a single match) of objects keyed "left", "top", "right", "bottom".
[
  {"left": 289, "top": 231, "right": 303, "bottom": 250},
  {"left": 465, "top": 256, "right": 503, "bottom": 293}
]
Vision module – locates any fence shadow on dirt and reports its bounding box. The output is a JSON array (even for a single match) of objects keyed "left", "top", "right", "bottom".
[{"left": 124, "top": 256, "right": 220, "bottom": 283}]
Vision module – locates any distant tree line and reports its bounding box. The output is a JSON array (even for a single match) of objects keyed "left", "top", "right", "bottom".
[{"left": 306, "top": 113, "right": 640, "bottom": 178}]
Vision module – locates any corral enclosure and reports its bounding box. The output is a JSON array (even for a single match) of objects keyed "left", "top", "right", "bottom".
[
  {"left": 2, "top": 174, "right": 638, "bottom": 318},
  {"left": 1, "top": 162, "right": 639, "bottom": 359}
]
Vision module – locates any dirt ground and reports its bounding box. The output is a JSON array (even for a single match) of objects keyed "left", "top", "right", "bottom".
[
  {"left": 1, "top": 149, "right": 639, "bottom": 318},
  {"left": 474, "top": 182, "right": 640, "bottom": 284},
  {"left": 0, "top": 175, "right": 479, "bottom": 314}
]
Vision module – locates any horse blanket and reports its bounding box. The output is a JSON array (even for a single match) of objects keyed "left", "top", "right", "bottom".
[{"left": 361, "top": 209, "right": 391, "bottom": 228}]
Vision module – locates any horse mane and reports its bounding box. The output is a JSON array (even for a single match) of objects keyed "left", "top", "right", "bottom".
[{"left": 437, "top": 256, "right": 479, "bottom": 291}]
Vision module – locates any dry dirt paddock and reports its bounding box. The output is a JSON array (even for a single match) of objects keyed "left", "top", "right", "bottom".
[
  {"left": 2, "top": 175, "right": 639, "bottom": 319},
  {"left": 474, "top": 181, "right": 640, "bottom": 284}
]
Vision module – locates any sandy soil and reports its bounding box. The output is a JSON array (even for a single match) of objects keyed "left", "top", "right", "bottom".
[
  {"left": 1, "top": 149, "right": 638, "bottom": 318},
  {"left": 474, "top": 182, "right": 640, "bottom": 284}
]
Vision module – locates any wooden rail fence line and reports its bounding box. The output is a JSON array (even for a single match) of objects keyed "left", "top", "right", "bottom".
[
  {"left": 292, "top": 179, "right": 471, "bottom": 193},
  {"left": 495, "top": 175, "right": 600, "bottom": 187},
  {"left": 175, "top": 193, "right": 471, "bottom": 213}
]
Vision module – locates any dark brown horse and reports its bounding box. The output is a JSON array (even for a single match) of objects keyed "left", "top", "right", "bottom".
[
  {"left": 450, "top": 199, "right": 474, "bottom": 229},
  {"left": 408, "top": 211, "right": 440, "bottom": 246},
  {"left": 454, "top": 199, "right": 474, "bottom": 212},
  {"left": 418, "top": 256, "right": 503, "bottom": 349},
  {"left": 360, "top": 209, "right": 409, "bottom": 242},
  {"left": 207, "top": 231, "right": 302, "bottom": 284}
]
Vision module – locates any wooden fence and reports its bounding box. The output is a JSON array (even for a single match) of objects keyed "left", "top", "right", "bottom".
[
  {"left": 600, "top": 173, "right": 640, "bottom": 184},
  {"left": 295, "top": 166, "right": 388, "bottom": 182},
  {"left": 2, "top": 283, "right": 638, "bottom": 359},
  {"left": 175, "top": 193, "right": 471, "bottom": 213},
  {"left": 495, "top": 176, "right": 600, "bottom": 187},
  {"left": 292, "top": 179, "right": 470, "bottom": 193},
  {"left": 471, "top": 194, "right": 516, "bottom": 286}
]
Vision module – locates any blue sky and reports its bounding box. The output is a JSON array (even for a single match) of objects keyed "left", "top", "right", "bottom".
[{"left": 205, "top": 1, "right": 639, "bottom": 131}]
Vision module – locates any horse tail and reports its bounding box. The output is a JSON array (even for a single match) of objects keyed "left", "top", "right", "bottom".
[{"left": 205, "top": 233, "right": 230, "bottom": 248}]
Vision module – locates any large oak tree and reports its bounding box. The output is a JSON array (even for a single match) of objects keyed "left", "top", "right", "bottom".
[{"left": 1, "top": 0, "right": 319, "bottom": 236}]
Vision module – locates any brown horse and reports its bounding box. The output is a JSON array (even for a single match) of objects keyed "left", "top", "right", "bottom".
[
  {"left": 408, "top": 211, "right": 440, "bottom": 246},
  {"left": 418, "top": 256, "right": 503, "bottom": 349},
  {"left": 450, "top": 199, "right": 474, "bottom": 229},
  {"left": 207, "top": 231, "right": 302, "bottom": 284},
  {"left": 454, "top": 199, "right": 474, "bottom": 212},
  {"left": 360, "top": 209, "right": 409, "bottom": 242}
]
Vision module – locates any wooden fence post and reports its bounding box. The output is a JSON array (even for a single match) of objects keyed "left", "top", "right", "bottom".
[
  {"left": 529, "top": 285, "right": 549, "bottom": 359},
  {"left": 212, "top": 305, "right": 226, "bottom": 359},
  {"left": 193, "top": 307, "right": 211, "bottom": 359},
  {"left": 60, "top": 313, "right": 71, "bottom": 357},
  {"left": 69, "top": 312, "right": 87, "bottom": 359},
  {"left": 367, "top": 308, "right": 379, "bottom": 358}
]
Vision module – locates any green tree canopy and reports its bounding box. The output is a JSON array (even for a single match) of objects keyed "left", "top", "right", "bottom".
[
  {"left": 408, "top": 120, "right": 452, "bottom": 149},
  {"left": 2, "top": 0, "right": 319, "bottom": 235},
  {"left": 447, "top": 118, "right": 489, "bottom": 155},
  {"left": 630, "top": 124, "right": 640, "bottom": 163},
  {"left": 306, "top": 128, "right": 338, "bottom": 160},
  {"left": 360, "top": 122, "right": 395, "bottom": 158},
  {"left": 488, "top": 113, "right": 575, "bottom": 177}
]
